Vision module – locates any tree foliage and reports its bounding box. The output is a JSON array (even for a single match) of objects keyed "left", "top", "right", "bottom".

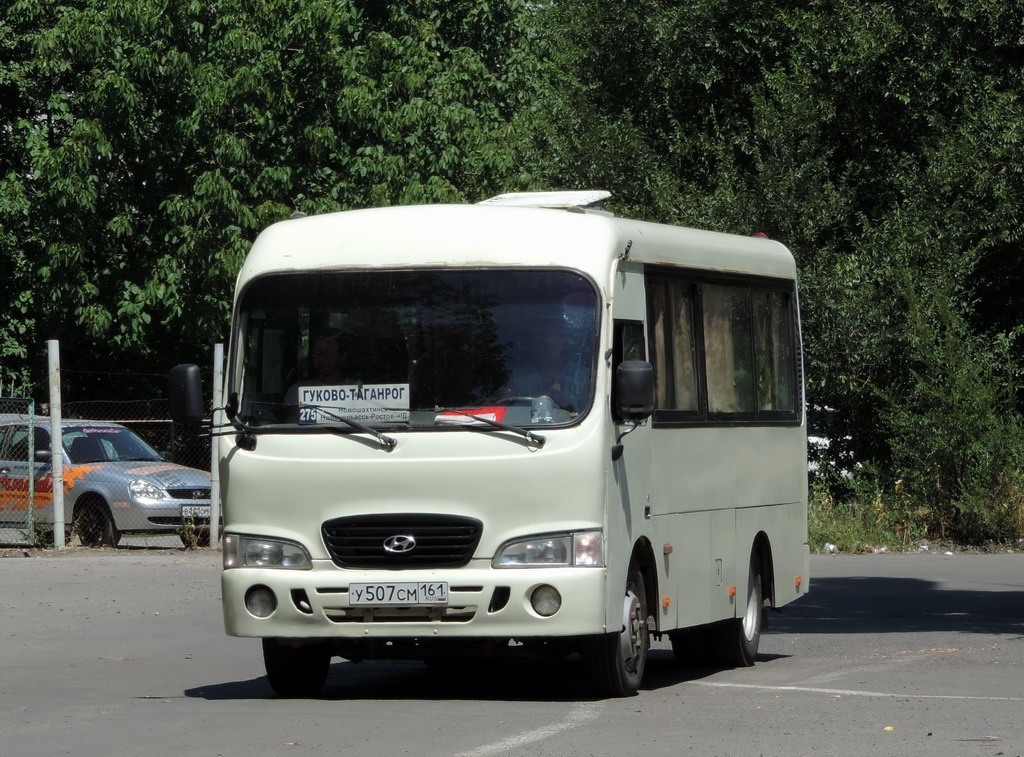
[
  {"left": 2, "top": 0, "right": 1023, "bottom": 539},
  {"left": 0, "top": 0, "right": 542, "bottom": 396},
  {"left": 539, "top": 0, "right": 1024, "bottom": 540}
]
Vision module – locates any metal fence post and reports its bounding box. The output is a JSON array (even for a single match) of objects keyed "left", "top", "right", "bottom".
[
  {"left": 210, "top": 343, "right": 223, "bottom": 548},
  {"left": 26, "top": 399, "right": 35, "bottom": 539},
  {"left": 47, "top": 340, "right": 65, "bottom": 550}
]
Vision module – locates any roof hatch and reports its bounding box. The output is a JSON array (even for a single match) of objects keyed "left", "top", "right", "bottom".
[{"left": 477, "top": 190, "right": 611, "bottom": 212}]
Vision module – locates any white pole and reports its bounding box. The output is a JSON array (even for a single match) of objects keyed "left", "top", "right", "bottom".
[
  {"left": 47, "top": 340, "right": 65, "bottom": 550},
  {"left": 210, "top": 343, "right": 223, "bottom": 548}
]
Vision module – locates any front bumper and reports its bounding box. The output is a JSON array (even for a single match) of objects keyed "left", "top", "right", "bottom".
[
  {"left": 222, "top": 559, "right": 609, "bottom": 640},
  {"left": 113, "top": 499, "right": 213, "bottom": 533}
]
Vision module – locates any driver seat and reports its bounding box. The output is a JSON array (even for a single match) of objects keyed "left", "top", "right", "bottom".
[{"left": 69, "top": 436, "right": 106, "bottom": 464}]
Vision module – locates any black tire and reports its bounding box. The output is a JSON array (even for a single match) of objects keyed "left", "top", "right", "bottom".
[
  {"left": 262, "top": 639, "right": 331, "bottom": 697},
  {"left": 582, "top": 563, "right": 650, "bottom": 697},
  {"left": 74, "top": 500, "right": 120, "bottom": 548},
  {"left": 711, "top": 554, "right": 764, "bottom": 667}
]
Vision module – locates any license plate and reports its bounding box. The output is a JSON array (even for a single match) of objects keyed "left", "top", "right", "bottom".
[
  {"left": 181, "top": 505, "right": 211, "bottom": 519},
  {"left": 349, "top": 582, "right": 449, "bottom": 606}
]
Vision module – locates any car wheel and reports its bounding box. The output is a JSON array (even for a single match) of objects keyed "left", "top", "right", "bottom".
[
  {"left": 262, "top": 639, "right": 331, "bottom": 697},
  {"left": 74, "top": 499, "right": 120, "bottom": 548}
]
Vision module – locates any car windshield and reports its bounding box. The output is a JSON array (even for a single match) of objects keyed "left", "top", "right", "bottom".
[
  {"left": 63, "top": 426, "right": 162, "bottom": 464},
  {"left": 231, "top": 269, "right": 599, "bottom": 429}
]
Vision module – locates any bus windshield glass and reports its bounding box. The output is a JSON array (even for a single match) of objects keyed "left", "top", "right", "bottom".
[{"left": 231, "top": 269, "right": 599, "bottom": 429}]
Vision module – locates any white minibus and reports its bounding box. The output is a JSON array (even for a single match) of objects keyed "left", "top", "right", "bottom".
[{"left": 171, "top": 191, "right": 809, "bottom": 697}]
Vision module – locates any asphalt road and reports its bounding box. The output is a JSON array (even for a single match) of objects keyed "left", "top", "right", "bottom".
[{"left": 1, "top": 549, "right": 1021, "bottom": 757}]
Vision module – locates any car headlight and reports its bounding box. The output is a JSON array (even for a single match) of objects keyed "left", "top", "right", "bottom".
[
  {"left": 492, "top": 530, "right": 604, "bottom": 568},
  {"left": 223, "top": 534, "right": 312, "bottom": 570},
  {"left": 128, "top": 479, "right": 167, "bottom": 501}
]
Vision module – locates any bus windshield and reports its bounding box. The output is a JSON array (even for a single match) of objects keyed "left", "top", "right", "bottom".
[{"left": 231, "top": 269, "right": 599, "bottom": 429}]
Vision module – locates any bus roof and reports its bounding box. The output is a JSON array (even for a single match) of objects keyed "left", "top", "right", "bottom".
[{"left": 238, "top": 203, "right": 797, "bottom": 288}]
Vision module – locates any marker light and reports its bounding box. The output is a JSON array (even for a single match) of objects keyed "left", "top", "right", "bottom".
[{"left": 573, "top": 531, "right": 603, "bottom": 566}]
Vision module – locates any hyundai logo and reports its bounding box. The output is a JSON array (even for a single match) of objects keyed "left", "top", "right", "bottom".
[{"left": 383, "top": 534, "right": 417, "bottom": 554}]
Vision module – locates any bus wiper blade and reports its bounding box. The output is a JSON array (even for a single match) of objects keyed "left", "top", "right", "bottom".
[
  {"left": 433, "top": 407, "right": 546, "bottom": 447},
  {"left": 304, "top": 406, "right": 398, "bottom": 451}
]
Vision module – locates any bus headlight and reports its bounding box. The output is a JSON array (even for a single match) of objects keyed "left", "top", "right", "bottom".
[
  {"left": 492, "top": 530, "right": 604, "bottom": 568},
  {"left": 223, "top": 534, "right": 312, "bottom": 569}
]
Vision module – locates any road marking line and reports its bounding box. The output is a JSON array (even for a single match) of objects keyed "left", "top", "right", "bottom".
[
  {"left": 691, "top": 681, "right": 1023, "bottom": 701},
  {"left": 455, "top": 702, "right": 601, "bottom": 756}
]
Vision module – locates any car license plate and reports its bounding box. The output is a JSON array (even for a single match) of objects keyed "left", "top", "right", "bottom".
[
  {"left": 349, "top": 582, "right": 449, "bottom": 606},
  {"left": 181, "top": 505, "right": 211, "bottom": 519}
]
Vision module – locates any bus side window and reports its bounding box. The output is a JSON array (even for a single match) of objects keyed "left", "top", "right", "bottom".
[
  {"left": 753, "top": 290, "right": 797, "bottom": 413},
  {"left": 703, "top": 283, "right": 755, "bottom": 414},
  {"left": 613, "top": 321, "right": 645, "bottom": 366},
  {"left": 648, "top": 277, "right": 699, "bottom": 412}
]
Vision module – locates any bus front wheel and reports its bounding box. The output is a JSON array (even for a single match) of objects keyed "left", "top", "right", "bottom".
[
  {"left": 262, "top": 639, "right": 331, "bottom": 697},
  {"left": 582, "top": 563, "right": 650, "bottom": 697}
]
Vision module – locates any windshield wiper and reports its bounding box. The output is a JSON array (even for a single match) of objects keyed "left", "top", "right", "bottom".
[
  {"left": 305, "top": 406, "right": 398, "bottom": 451},
  {"left": 205, "top": 401, "right": 399, "bottom": 452},
  {"left": 433, "top": 407, "right": 546, "bottom": 447}
]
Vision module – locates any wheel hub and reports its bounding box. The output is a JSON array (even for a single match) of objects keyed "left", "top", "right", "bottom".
[{"left": 618, "top": 588, "right": 645, "bottom": 663}]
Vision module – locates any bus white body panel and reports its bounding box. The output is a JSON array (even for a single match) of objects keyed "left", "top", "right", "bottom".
[{"left": 212, "top": 200, "right": 809, "bottom": 696}]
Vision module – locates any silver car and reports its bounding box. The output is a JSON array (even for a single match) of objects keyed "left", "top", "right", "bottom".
[{"left": 0, "top": 417, "right": 211, "bottom": 547}]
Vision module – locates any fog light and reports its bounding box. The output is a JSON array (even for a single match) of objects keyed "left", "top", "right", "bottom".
[
  {"left": 245, "top": 585, "right": 277, "bottom": 618},
  {"left": 530, "top": 585, "right": 562, "bottom": 617}
]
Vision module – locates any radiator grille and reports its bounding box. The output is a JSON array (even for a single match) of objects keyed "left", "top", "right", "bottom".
[
  {"left": 166, "top": 487, "right": 211, "bottom": 500},
  {"left": 322, "top": 514, "right": 483, "bottom": 568}
]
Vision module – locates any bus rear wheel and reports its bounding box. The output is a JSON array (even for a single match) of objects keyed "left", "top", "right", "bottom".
[
  {"left": 711, "top": 554, "right": 764, "bottom": 667},
  {"left": 582, "top": 564, "right": 649, "bottom": 697},
  {"left": 262, "top": 639, "right": 331, "bottom": 697}
]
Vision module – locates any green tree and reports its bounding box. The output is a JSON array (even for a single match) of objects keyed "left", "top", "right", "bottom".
[
  {"left": 0, "top": 0, "right": 544, "bottom": 398},
  {"left": 540, "top": 0, "right": 1024, "bottom": 539}
]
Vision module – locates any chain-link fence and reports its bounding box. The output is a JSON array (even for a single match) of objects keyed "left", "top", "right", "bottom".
[
  {"left": 0, "top": 396, "right": 39, "bottom": 545},
  {"left": 1, "top": 394, "right": 216, "bottom": 547},
  {"left": 62, "top": 398, "right": 211, "bottom": 471}
]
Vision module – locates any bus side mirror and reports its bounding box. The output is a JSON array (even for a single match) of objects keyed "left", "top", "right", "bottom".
[
  {"left": 615, "top": 360, "right": 655, "bottom": 421},
  {"left": 169, "top": 364, "right": 206, "bottom": 426}
]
